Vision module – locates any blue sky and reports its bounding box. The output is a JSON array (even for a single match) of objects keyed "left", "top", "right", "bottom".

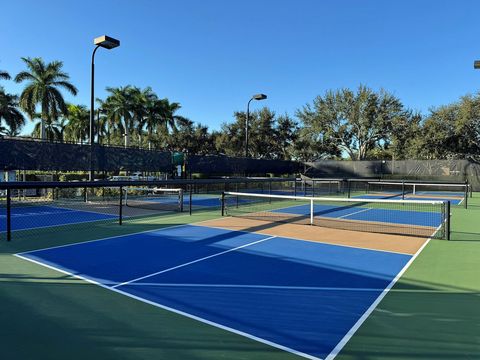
[{"left": 1, "top": 0, "right": 480, "bottom": 135}]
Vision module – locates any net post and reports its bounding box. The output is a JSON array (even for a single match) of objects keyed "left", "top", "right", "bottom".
[
  {"left": 347, "top": 180, "right": 352, "bottom": 198},
  {"left": 6, "top": 188, "right": 11, "bottom": 242},
  {"left": 119, "top": 186, "right": 123, "bottom": 225},
  {"left": 445, "top": 200, "right": 451, "bottom": 240},
  {"left": 312, "top": 179, "right": 316, "bottom": 196},
  {"left": 189, "top": 185, "right": 192, "bottom": 215},
  {"left": 294, "top": 177, "right": 297, "bottom": 197},
  {"left": 464, "top": 182, "right": 468, "bottom": 209},
  {"left": 402, "top": 181, "right": 405, "bottom": 200},
  {"left": 310, "top": 198, "right": 314, "bottom": 225},
  {"left": 221, "top": 192, "right": 225, "bottom": 216}
]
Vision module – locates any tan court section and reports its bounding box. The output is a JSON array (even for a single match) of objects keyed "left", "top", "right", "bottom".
[{"left": 199, "top": 218, "right": 429, "bottom": 255}]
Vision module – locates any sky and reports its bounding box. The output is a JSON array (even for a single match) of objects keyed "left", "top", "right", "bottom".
[{"left": 1, "top": 0, "right": 480, "bottom": 135}]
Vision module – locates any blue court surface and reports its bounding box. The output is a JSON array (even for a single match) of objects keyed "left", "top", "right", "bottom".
[
  {"left": 17, "top": 224, "right": 412, "bottom": 360},
  {"left": 354, "top": 193, "right": 462, "bottom": 205},
  {"left": 271, "top": 203, "right": 443, "bottom": 228},
  {"left": 140, "top": 194, "right": 222, "bottom": 207},
  {"left": 0, "top": 205, "right": 117, "bottom": 232}
]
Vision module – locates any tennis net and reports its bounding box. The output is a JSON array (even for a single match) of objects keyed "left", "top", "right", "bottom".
[
  {"left": 221, "top": 191, "right": 450, "bottom": 239},
  {"left": 124, "top": 187, "right": 184, "bottom": 211},
  {"left": 367, "top": 181, "right": 469, "bottom": 204}
]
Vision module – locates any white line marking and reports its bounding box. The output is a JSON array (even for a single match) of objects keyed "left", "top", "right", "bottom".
[
  {"left": 336, "top": 207, "right": 372, "bottom": 219},
  {"left": 120, "top": 283, "right": 387, "bottom": 292},
  {"left": 14, "top": 251, "right": 321, "bottom": 360},
  {"left": 197, "top": 223, "right": 415, "bottom": 256},
  {"left": 112, "top": 235, "right": 277, "bottom": 289},
  {"left": 0, "top": 216, "right": 120, "bottom": 235},
  {"left": 16, "top": 215, "right": 217, "bottom": 255},
  {"left": 106, "top": 282, "right": 469, "bottom": 294},
  {"left": 323, "top": 224, "right": 440, "bottom": 360}
]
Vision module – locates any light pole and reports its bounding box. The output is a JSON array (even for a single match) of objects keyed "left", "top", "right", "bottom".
[
  {"left": 475, "top": 60, "right": 480, "bottom": 70},
  {"left": 245, "top": 93, "right": 267, "bottom": 157},
  {"left": 89, "top": 35, "right": 120, "bottom": 181}
]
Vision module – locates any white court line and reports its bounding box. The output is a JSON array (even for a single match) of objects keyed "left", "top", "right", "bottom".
[
  {"left": 336, "top": 207, "right": 372, "bottom": 219},
  {"left": 323, "top": 224, "right": 440, "bottom": 360},
  {"left": 112, "top": 235, "right": 277, "bottom": 289},
  {"left": 0, "top": 216, "right": 119, "bottom": 235},
  {"left": 14, "top": 234, "right": 321, "bottom": 360},
  {"left": 121, "top": 283, "right": 387, "bottom": 292},
  {"left": 198, "top": 223, "right": 414, "bottom": 256},
  {"left": 16, "top": 214, "right": 216, "bottom": 255},
  {"left": 109, "top": 282, "right": 467, "bottom": 294}
]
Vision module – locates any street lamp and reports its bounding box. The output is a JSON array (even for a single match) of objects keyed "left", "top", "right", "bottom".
[
  {"left": 89, "top": 35, "right": 120, "bottom": 181},
  {"left": 474, "top": 60, "right": 480, "bottom": 69},
  {"left": 245, "top": 93, "right": 267, "bottom": 157}
]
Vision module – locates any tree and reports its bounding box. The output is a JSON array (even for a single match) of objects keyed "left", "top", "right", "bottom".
[
  {"left": 274, "top": 114, "right": 299, "bottom": 160},
  {"left": 103, "top": 86, "right": 135, "bottom": 147},
  {"left": 416, "top": 94, "right": 480, "bottom": 159},
  {"left": 64, "top": 104, "right": 89, "bottom": 143},
  {"left": 0, "top": 88, "right": 25, "bottom": 136},
  {"left": 0, "top": 70, "right": 10, "bottom": 81},
  {"left": 215, "top": 108, "right": 299, "bottom": 159},
  {"left": 388, "top": 111, "right": 422, "bottom": 159},
  {"left": 297, "top": 85, "right": 407, "bottom": 160},
  {"left": 160, "top": 100, "right": 190, "bottom": 135},
  {"left": 165, "top": 120, "right": 216, "bottom": 154},
  {"left": 15, "top": 57, "right": 78, "bottom": 140}
]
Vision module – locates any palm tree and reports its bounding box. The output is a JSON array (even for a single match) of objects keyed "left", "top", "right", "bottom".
[
  {"left": 15, "top": 57, "right": 78, "bottom": 140},
  {"left": 0, "top": 70, "right": 10, "bottom": 81},
  {"left": 144, "top": 94, "right": 164, "bottom": 149},
  {"left": 96, "top": 99, "right": 116, "bottom": 146},
  {"left": 160, "top": 100, "right": 190, "bottom": 134},
  {"left": 64, "top": 104, "right": 89, "bottom": 143},
  {"left": 129, "top": 86, "right": 148, "bottom": 147},
  {"left": 0, "top": 88, "right": 25, "bottom": 136},
  {"left": 31, "top": 119, "right": 62, "bottom": 141},
  {"left": 104, "top": 86, "right": 135, "bottom": 147}
]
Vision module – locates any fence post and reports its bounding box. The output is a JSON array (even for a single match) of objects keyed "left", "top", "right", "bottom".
[
  {"left": 119, "top": 186, "right": 123, "bottom": 225},
  {"left": 189, "top": 184, "right": 192, "bottom": 215},
  {"left": 221, "top": 192, "right": 225, "bottom": 216},
  {"left": 6, "top": 188, "right": 11, "bottom": 242}
]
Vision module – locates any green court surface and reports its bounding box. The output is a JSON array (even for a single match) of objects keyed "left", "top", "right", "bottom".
[{"left": 1, "top": 197, "right": 479, "bottom": 360}]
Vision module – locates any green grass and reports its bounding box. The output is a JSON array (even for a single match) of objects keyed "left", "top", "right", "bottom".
[
  {"left": 336, "top": 195, "right": 480, "bottom": 360},
  {"left": 1, "top": 197, "right": 479, "bottom": 359}
]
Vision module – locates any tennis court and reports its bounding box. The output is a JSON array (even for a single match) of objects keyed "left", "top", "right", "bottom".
[
  {"left": 0, "top": 204, "right": 117, "bottom": 232},
  {"left": 16, "top": 223, "right": 416, "bottom": 360},
  {"left": 2, "top": 180, "right": 478, "bottom": 360},
  {"left": 351, "top": 181, "right": 469, "bottom": 206},
  {"left": 221, "top": 192, "right": 448, "bottom": 239}
]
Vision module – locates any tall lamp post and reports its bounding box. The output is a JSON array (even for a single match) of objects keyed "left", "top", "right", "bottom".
[
  {"left": 245, "top": 93, "right": 267, "bottom": 157},
  {"left": 89, "top": 35, "right": 120, "bottom": 181}
]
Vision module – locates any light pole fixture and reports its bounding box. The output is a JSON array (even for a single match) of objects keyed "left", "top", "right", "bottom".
[
  {"left": 474, "top": 60, "right": 480, "bottom": 69},
  {"left": 89, "top": 35, "right": 120, "bottom": 181},
  {"left": 245, "top": 93, "right": 267, "bottom": 158}
]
